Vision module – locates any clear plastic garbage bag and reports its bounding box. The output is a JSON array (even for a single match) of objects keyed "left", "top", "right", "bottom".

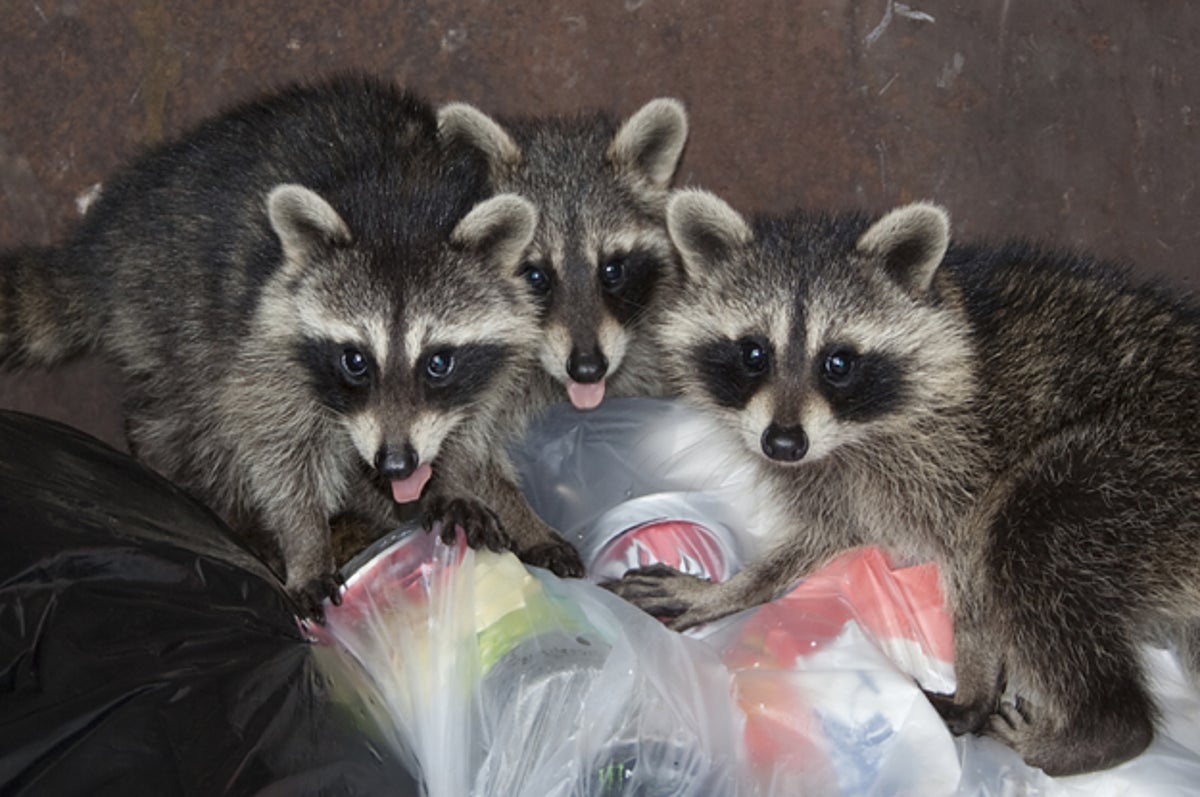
[
  {"left": 314, "top": 397, "right": 1200, "bottom": 796},
  {"left": 4, "top": 395, "right": 1199, "bottom": 796},
  {"left": 312, "top": 526, "right": 744, "bottom": 796}
]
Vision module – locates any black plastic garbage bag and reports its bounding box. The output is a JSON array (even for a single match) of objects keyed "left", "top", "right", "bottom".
[{"left": 0, "top": 411, "right": 417, "bottom": 796}]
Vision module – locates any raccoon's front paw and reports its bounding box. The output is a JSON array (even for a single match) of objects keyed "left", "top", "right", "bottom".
[
  {"left": 422, "top": 495, "right": 511, "bottom": 553},
  {"left": 519, "top": 538, "right": 585, "bottom": 579},
  {"left": 603, "top": 564, "right": 720, "bottom": 631},
  {"left": 983, "top": 696, "right": 1152, "bottom": 775},
  {"left": 924, "top": 690, "right": 994, "bottom": 736},
  {"left": 984, "top": 697, "right": 1034, "bottom": 745},
  {"left": 290, "top": 570, "right": 346, "bottom": 623}
]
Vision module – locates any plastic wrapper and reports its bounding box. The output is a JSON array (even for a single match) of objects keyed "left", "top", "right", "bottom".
[
  {"left": 0, "top": 410, "right": 416, "bottom": 796},
  {"left": 312, "top": 527, "right": 743, "bottom": 796},
  {"left": 314, "top": 397, "right": 1200, "bottom": 796}
]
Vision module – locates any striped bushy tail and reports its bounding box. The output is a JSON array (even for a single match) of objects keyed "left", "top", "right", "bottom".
[{"left": 0, "top": 246, "right": 101, "bottom": 368}]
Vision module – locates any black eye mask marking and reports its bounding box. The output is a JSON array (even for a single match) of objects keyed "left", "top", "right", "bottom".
[
  {"left": 598, "top": 250, "right": 666, "bottom": 325},
  {"left": 693, "top": 335, "right": 773, "bottom": 409},
  {"left": 297, "top": 338, "right": 375, "bottom": 414},
  {"left": 421, "top": 343, "right": 514, "bottom": 409},
  {"left": 815, "top": 345, "right": 906, "bottom": 421}
]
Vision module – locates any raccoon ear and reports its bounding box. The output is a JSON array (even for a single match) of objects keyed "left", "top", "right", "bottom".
[
  {"left": 267, "top": 184, "right": 352, "bottom": 265},
  {"left": 667, "top": 189, "right": 753, "bottom": 283},
  {"left": 437, "top": 102, "right": 522, "bottom": 174},
  {"left": 856, "top": 202, "right": 950, "bottom": 295},
  {"left": 607, "top": 98, "right": 689, "bottom": 189},
  {"left": 452, "top": 193, "right": 538, "bottom": 275}
]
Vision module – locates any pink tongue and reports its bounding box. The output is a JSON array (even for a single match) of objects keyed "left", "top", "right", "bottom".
[
  {"left": 567, "top": 379, "right": 606, "bottom": 410},
  {"left": 391, "top": 462, "right": 433, "bottom": 504}
]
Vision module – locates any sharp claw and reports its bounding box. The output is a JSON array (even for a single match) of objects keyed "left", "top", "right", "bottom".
[
  {"left": 301, "top": 595, "right": 327, "bottom": 624},
  {"left": 482, "top": 517, "right": 501, "bottom": 551},
  {"left": 518, "top": 540, "right": 585, "bottom": 578},
  {"left": 650, "top": 602, "right": 689, "bottom": 619}
]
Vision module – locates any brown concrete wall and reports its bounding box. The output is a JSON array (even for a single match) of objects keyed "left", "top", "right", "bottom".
[{"left": 2, "top": 0, "right": 1197, "bottom": 449}]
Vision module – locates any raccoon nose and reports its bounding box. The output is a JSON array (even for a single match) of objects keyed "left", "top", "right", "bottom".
[
  {"left": 375, "top": 443, "right": 419, "bottom": 480},
  {"left": 566, "top": 347, "right": 609, "bottom": 384},
  {"left": 761, "top": 423, "right": 808, "bottom": 462}
]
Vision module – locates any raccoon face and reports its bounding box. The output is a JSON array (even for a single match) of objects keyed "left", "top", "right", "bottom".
[
  {"left": 517, "top": 225, "right": 677, "bottom": 410},
  {"left": 268, "top": 185, "right": 538, "bottom": 503},
  {"left": 663, "top": 190, "right": 968, "bottom": 468},
  {"left": 438, "top": 98, "right": 688, "bottom": 410},
  {"left": 692, "top": 329, "right": 913, "bottom": 464},
  {"left": 297, "top": 334, "right": 515, "bottom": 500}
]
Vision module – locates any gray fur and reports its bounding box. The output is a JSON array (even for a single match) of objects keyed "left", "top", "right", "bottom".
[
  {"left": 429, "top": 98, "right": 689, "bottom": 575},
  {"left": 608, "top": 192, "right": 1200, "bottom": 776},
  {"left": 0, "top": 75, "right": 541, "bottom": 619}
]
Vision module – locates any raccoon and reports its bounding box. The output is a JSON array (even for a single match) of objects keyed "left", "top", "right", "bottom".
[
  {"left": 606, "top": 189, "right": 1200, "bottom": 775},
  {"left": 0, "top": 75, "right": 542, "bottom": 618},
  {"left": 422, "top": 98, "right": 689, "bottom": 575}
]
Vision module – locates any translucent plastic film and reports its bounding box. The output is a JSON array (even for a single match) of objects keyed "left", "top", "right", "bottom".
[
  {"left": 313, "top": 398, "right": 1200, "bottom": 796},
  {"left": 312, "top": 525, "right": 744, "bottom": 797},
  {"left": 6, "top": 398, "right": 1199, "bottom": 795}
]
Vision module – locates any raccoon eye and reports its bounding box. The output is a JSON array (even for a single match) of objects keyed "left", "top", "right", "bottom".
[
  {"left": 600, "top": 258, "right": 626, "bottom": 291},
  {"left": 425, "top": 350, "right": 456, "bottom": 381},
  {"left": 823, "top": 350, "right": 857, "bottom": 385},
  {"left": 340, "top": 348, "right": 370, "bottom": 383},
  {"left": 740, "top": 339, "right": 769, "bottom": 376},
  {"left": 520, "top": 262, "right": 552, "bottom": 296}
]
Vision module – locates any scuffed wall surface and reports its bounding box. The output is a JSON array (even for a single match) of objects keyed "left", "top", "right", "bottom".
[{"left": 2, "top": 0, "right": 1197, "bottom": 447}]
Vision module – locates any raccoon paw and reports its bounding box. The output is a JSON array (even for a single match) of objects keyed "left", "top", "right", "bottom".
[
  {"left": 985, "top": 695, "right": 1153, "bottom": 775},
  {"left": 983, "top": 698, "right": 1047, "bottom": 766},
  {"left": 985, "top": 697, "right": 1034, "bottom": 742},
  {"left": 291, "top": 571, "right": 346, "bottom": 623},
  {"left": 602, "top": 564, "right": 717, "bottom": 631},
  {"left": 924, "top": 690, "right": 993, "bottom": 736},
  {"left": 422, "top": 495, "right": 511, "bottom": 553},
  {"left": 519, "top": 539, "right": 585, "bottom": 579}
]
